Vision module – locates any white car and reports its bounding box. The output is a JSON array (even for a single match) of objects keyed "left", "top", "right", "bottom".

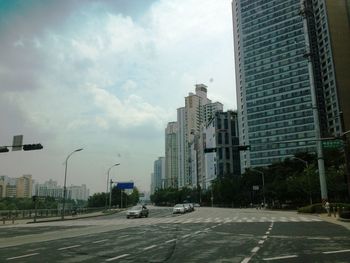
[{"left": 173, "top": 204, "right": 185, "bottom": 214}]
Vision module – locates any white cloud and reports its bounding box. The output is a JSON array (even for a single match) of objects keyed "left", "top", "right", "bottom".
[{"left": 0, "top": 0, "right": 235, "bottom": 193}]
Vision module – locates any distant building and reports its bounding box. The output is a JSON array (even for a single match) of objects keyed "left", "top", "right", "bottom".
[
  {"left": 67, "top": 184, "right": 89, "bottom": 201},
  {"left": 16, "top": 175, "right": 33, "bottom": 198},
  {"left": 177, "top": 107, "right": 186, "bottom": 188},
  {"left": 165, "top": 122, "right": 178, "bottom": 188},
  {"left": 204, "top": 111, "right": 241, "bottom": 189},
  {"left": 34, "top": 180, "right": 90, "bottom": 201},
  {"left": 177, "top": 84, "right": 223, "bottom": 188},
  {"left": 153, "top": 157, "right": 165, "bottom": 190},
  {"left": 0, "top": 175, "right": 33, "bottom": 198}
]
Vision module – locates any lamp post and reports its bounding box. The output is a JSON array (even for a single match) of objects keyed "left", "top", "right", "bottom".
[
  {"left": 62, "top": 148, "right": 83, "bottom": 220},
  {"left": 105, "top": 163, "right": 120, "bottom": 210},
  {"left": 251, "top": 168, "right": 265, "bottom": 206},
  {"left": 292, "top": 157, "right": 312, "bottom": 205}
]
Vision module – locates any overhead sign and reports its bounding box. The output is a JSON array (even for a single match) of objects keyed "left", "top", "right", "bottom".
[
  {"left": 116, "top": 182, "right": 134, "bottom": 190},
  {"left": 12, "top": 135, "right": 23, "bottom": 151}
]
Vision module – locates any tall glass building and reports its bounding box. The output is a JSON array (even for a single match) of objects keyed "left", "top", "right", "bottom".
[
  {"left": 232, "top": 0, "right": 350, "bottom": 170},
  {"left": 233, "top": 0, "right": 317, "bottom": 168}
]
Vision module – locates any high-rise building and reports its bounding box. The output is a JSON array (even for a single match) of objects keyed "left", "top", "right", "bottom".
[
  {"left": 165, "top": 122, "right": 178, "bottom": 188},
  {"left": 204, "top": 111, "right": 241, "bottom": 189},
  {"left": 308, "top": 0, "right": 350, "bottom": 134},
  {"left": 232, "top": 0, "right": 350, "bottom": 169},
  {"left": 153, "top": 157, "right": 165, "bottom": 190},
  {"left": 16, "top": 174, "right": 33, "bottom": 198},
  {"left": 177, "top": 107, "right": 186, "bottom": 188},
  {"left": 177, "top": 84, "right": 223, "bottom": 188}
]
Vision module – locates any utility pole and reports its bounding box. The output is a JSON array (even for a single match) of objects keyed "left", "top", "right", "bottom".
[{"left": 300, "top": 0, "right": 328, "bottom": 201}]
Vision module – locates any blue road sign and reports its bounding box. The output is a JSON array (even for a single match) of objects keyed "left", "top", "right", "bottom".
[{"left": 116, "top": 182, "right": 134, "bottom": 189}]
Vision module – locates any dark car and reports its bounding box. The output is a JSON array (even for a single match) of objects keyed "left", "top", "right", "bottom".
[{"left": 126, "top": 205, "right": 149, "bottom": 219}]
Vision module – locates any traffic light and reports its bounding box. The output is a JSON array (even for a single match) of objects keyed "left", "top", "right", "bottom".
[
  {"left": 0, "top": 147, "right": 9, "bottom": 153},
  {"left": 237, "top": 145, "right": 250, "bottom": 151},
  {"left": 23, "top": 144, "right": 43, "bottom": 151}
]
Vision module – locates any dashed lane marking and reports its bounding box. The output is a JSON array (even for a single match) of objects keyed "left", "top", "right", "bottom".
[
  {"left": 92, "top": 239, "right": 108, "bottom": 244},
  {"left": 6, "top": 253, "right": 39, "bottom": 261},
  {"left": 57, "top": 245, "right": 81, "bottom": 251},
  {"left": 263, "top": 255, "right": 298, "bottom": 261},
  {"left": 106, "top": 254, "right": 130, "bottom": 262},
  {"left": 322, "top": 249, "right": 350, "bottom": 254},
  {"left": 143, "top": 245, "right": 157, "bottom": 251}
]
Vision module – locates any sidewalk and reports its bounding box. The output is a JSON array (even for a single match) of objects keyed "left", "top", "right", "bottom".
[
  {"left": 1, "top": 209, "right": 121, "bottom": 226},
  {"left": 318, "top": 213, "right": 350, "bottom": 231}
]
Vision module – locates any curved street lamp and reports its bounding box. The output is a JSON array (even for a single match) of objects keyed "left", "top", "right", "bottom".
[
  {"left": 105, "top": 163, "right": 120, "bottom": 210},
  {"left": 62, "top": 148, "right": 83, "bottom": 220}
]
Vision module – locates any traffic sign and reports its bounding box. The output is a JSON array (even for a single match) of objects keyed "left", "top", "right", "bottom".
[
  {"left": 322, "top": 139, "right": 344, "bottom": 149},
  {"left": 116, "top": 182, "right": 134, "bottom": 190}
]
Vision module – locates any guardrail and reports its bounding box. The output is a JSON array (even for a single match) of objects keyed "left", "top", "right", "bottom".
[{"left": 1, "top": 207, "right": 105, "bottom": 224}]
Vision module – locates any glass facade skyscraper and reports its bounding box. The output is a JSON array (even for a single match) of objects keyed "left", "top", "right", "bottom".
[{"left": 233, "top": 0, "right": 317, "bottom": 168}]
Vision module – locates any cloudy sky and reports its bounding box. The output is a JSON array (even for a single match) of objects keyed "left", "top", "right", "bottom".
[{"left": 0, "top": 0, "right": 236, "bottom": 194}]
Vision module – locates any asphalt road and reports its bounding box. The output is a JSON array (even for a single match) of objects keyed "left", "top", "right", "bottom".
[{"left": 0, "top": 207, "right": 349, "bottom": 262}]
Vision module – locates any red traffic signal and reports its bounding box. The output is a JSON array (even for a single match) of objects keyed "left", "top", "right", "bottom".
[{"left": 23, "top": 144, "right": 43, "bottom": 151}]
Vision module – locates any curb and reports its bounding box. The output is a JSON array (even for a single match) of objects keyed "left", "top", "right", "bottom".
[{"left": 26, "top": 210, "right": 119, "bottom": 224}]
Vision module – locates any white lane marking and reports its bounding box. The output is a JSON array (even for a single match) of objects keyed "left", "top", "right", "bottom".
[
  {"left": 263, "top": 255, "right": 298, "bottom": 261},
  {"left": 241, "top": 257, "right": 251, "bottom": 263},
  {"left": 6, "top": 253, "right": 39, "bottom": 261},
  {"left": 182, "top": 234, "right": 191, "bottom": 238},
  {"left": 57, "top": 245, "right": 81, "bottom": 250},
  {"left": 119, "top": 235, "right": 130, "bottom": 239},
  {"left": 204, "top": 228, "right": 210, "bottom": 231},
  {"left": 262, "top": 235, "right": 268, "bottom": 239},
  {"left": 92, "top": 239, "right": 108, "bottom": 244},
  {"left": 106, "top": 254, "right": 130, "bottom": 261},
  {"left": 323, "top": 249, "right": 350, "bottom": 254},
  {"left": 265, "top": 231, "right": 270, "bottom": 235},
  {"left": 165, "top": 239, "right": 176, "bottom": 243},
  {"left": 143, "top": 245, "right": 157, "bottom": 251},
  {"left": 251, "top": 247, "right": 260, "bottom": 253},
  {"left": 258, "top": 240, "right": 265, "bottom": 244},
  {"left": 194, "top": 230, "right": 201, "bottom": 234}
]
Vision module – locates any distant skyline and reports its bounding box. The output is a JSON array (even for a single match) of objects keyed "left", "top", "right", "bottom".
[{"left": 0, "top": 0, "right": 236, "bottom": 194}]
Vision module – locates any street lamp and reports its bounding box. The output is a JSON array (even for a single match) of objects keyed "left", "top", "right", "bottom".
[
  {"left": 292, "top": 157, "right": 312, "bottom": 205},
  {"left": 105, "top": 163, "right": 120, "bottom": 210},
  {"left": 62, "top": 148, "right": 83, "bottom": 220},
  {"left": 251, "top": 168, "right": 266, "bottom": 206}
]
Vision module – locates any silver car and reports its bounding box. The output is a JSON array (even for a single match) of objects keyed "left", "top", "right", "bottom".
[
  {"left": 173, "top": 204, "right": 185, "bottom": 214},
  {"left": 126, "top": 205, "right": 149, "bottom": 219}
]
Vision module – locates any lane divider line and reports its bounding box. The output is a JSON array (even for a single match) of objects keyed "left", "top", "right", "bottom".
[
  {"left": 143, "top": 245, "right": 157, "bottom": 251},
  {"left": 106, "top": 254, "right": 130, "bottom": 262},
  {"left": 6, "top": 253, "right": 39, "bottom": 261},
  {"left": 323, "top": 249, "right": 350, "bottom": 254},
  {"left": 57, "top": 245, "right": 81, "bottom": 251},
  {"left": 165, "top": 239, "right": 176, "bottom": 243},
  {"left": 92, "top": 239, "right": 108, "bottom": 244},
  {"left": 263, "top": 255, "right": 298, "bottom": 261}
]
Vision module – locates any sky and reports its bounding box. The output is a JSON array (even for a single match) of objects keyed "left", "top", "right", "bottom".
[{"left": 0, "top": 0, "right": 236, "bottom": 194}]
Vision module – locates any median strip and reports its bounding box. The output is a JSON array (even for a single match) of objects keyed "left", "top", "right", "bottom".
[{"left": 6, "top": 253, "right": 39, "bottom": 261}]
